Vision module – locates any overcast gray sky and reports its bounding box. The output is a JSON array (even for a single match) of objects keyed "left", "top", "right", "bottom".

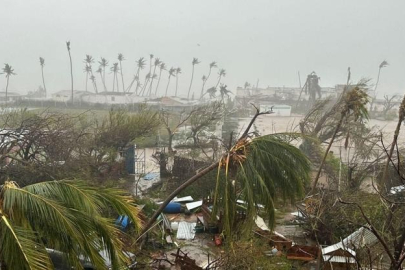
[{"left": 1, "top": 0, "right": 404, "bottom": 98}]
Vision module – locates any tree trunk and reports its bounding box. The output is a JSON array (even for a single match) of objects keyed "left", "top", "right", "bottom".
[
  {"left": 165, "top": 77, "right": 171, "bottom": 97},
  {"left": 68, "top": 51, "right": 73, "bottom": 103},
  {"left": 382, "top": 95, "right": 405, "bottom": 187},
  {"left": 187, "top": 65, "right": 194, "bottom": 100},
  {"left": 175, "top": 76, "right": 179, "bottom": 97},
  {"left": 5, "top": 76, "right": 9, "bottom": 107},
  {"left": 311, "top": 113, "right": 344, "bottom": 193},
  {"left": 215, "top": 75, "right": 222, "bottom": 89},
  {"left": 168, "top": 133, "right": 174, "bottom": 154},
  {"left": 120, "top": 61, "right": 125, "bottom": 92},
  {"left": 155, "top": 69, "right": 163, "bottom": 96},
  {"left": 139, "top": 161, "right": 220, "bottom": 237},
  {"left": 41, "top": 66, "right": 47, "bottom": 98}
]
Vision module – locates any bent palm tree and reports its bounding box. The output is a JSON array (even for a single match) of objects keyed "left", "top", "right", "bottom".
[
  {"left": 165, "top": 67, "right": 176, "bottom": 96},
  {"left": 66, "top": 41, "right": 73, "bottom": 103},
  {"left": 96, "top": 68, "right": 104, "bottom": 92},
  {"left": 110, "top": 63, "right": 119, "bottom": 92},
  {"left": 140, "top": 108, "right": 310, "bottom": 239},
  {"left": 118, "top": 53, "right": 125, "bottom": 92},
  {"left": 155, "top": 62, "right": 166, "bottom": 96},
  {"left": 0, "top": 180, "right": 140, "bottom": 270},
  {"left": 2, "top": 64, "right": 16, "bottom": 106},
  {"left": 39, "top": 57, "right": 46, "bottom": 98},
  {"left": 215, "top": 68, "right": 226, "bottom": 88},
  {"left": 201, "top": 61, "right": 217, "bottom": 99},
  {"left": 84, "top": 65, "right": 92, "bottom": 91},
  {"left": 187, "top": 58, "right": 200, "bottom": 100},
  {"left": 127, "top": 57, "right": 146, "bottom": 94},
  {"left": 98, "top": 58, "right": 109, "bottom": 92},
  {"left": 175, "top": 67, "right": 181, "bottom": 97},
  {"left": 311, "top": 83, "right": 369, "bottom": 193},
  {"left": 148, "top": 58, "right": 161, "bottom": 96},
  {"left": 84, "top": 55, "right": 97, "bottom": 93}
]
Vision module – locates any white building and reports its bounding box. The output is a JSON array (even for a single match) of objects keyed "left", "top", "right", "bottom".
[{"left": 260, "top": 104, "right": 292, "bottom": 116}]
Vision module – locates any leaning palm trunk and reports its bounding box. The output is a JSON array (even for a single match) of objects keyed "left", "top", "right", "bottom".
[
  {"left": 41, "top": 66, "right": 46, "bottom": 98},
  {"left": 187, "top": 66, "right": 195, "bottom": 100},
  {"left": 154, "top": 69, "right": 163, "bottom": 96},
  {"left": 5, "top": 76, "right": 9, "bottom": 106},
  {"left": 119, "top": 62, "right": 125, "bottom": 92},
  {"left": 382, "top": 95, "right": 405, "bottom": 186},
  {"left": 175, "top": 75, "right": 179, "bottom": 97},
  {"left": 311, "top": 113, "right": 344, "bottom": 193},
  {"left": 67, "top": 51, "right": 73, "bottom": 103},
  {"left": 165, "top": 76, "right": 171, "bottom": 96}
]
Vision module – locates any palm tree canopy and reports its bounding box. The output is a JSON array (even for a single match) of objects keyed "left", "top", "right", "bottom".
[
  {"left": 90, "top": 75, "right": 96, "bottom": 81},
  {"left": 220, "top": 85, "right": 232, "bottom": 97},
  {"left": 159, "top": 62, "right": 166, "bottom": 71},
  {"left": 118, "top": 53, "right": 125, "bottom": 62},
  {"left": 218, "top": 69, "right": 226, "bottom": 77},
  {"left": 136, "top": 57, "right": 146, "bottom": 69},
  {"left": 192, "top": 58, "right": 200, "bottom": 65},
  {"left": 0, "top": 180, "right": 141, "bottom": 270},
  {"left": 84, "top": 55, "right": 94, "bottom": 65},
  {"left": 379, "top": 60, "right": 389, "bottom": 69},
  {"left": 96, "top": 67, "right": 102, "bottom": 74},
  {"left": 342, "top": 84, "right": 370, "bottom": 121},
  {"left": 66, "top": 41, "right": 71, "bottom": 51},
  {"left": 2, "top": 64, "right": 16, "bottom": 77},
  {"left": 153, "top": 58, "right": 161, "bottom": 67},
  {"left": 110, "top": 63, "right": 119, "bottom": 73},
  {"left": 202, "top": 75, "right": 207, "bottom": 81},
  {"left": 84, "top": 65, "right": 92, "bottom": 73},
  {"left": 212, "top": 135, "right": 310, "bottom": 237},
  {"left": 98, "top": 58, "right": 109, "bottom": 68},
  {"left": 209, "top": 61, "right": 217, "bottom": 68},
  {"left": 175, "top": 67, "right": 182, "bottom": 75},
  {"left": 168, "top": 67, "right": 176, "bottom": 77},
  {"left": 39, "top": 57, "right": 45, "bottom": 66}
]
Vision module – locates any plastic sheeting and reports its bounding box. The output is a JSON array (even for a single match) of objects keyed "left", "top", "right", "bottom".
[{"left": 176, "top": 221, "right": 197, "bottom": 240}]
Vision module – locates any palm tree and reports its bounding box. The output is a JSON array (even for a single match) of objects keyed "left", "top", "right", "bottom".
[
  {"left": 219, "top": 84, "right": 232, "bottom": 102},
  {"left": 110, "top": 63, "right": 119, "bottom": 92},
  {"left": 96, "top": 67, "right": 104, "bottom": 92},
  {"left": 165, "top": 67, "right": 176, "bottom": 96},
  {"left": 98, "top": 57, "right": 109, "bottom": 92},
  {"left": 140, "top": 108, "right": 310, "bottom": 239},
  {"left": 200, "top": 75, "right": 207, "bottom": 99},
  {"left": 148, "top": 58, "right": 161, "bottom": 96},
  {"left": 311, "top": 84, "right": 369, "bottom": 193},
  {"left": 139, "top": 73, "right": 151, "bottom": 96},
  {"left": 155, "top": 62, "right": 166, "bottom": 96},
  {"left": 1, "top": 64, "right": 16, "bottom": 106},
  {"left": 83, "top": 65, "right": 92, "bottom": 91},
  {"left": 118, "top": 53, "right": 125, "bottom": 92},
  {"left": 175, "top": 67, "right": 182, "bottom": 97},
  {"left": 206, "top": 87, "right": 217, "bottom": 98},
  {"left": 84, "top": 55, "right": 97, "bottom": 93},
  {"left": 0, "top": 180, "right": 141, "bottom": 269},
  {"left": 215, "top": 68, "right": 226, "bottom": 88},
  {"left": 370, "top": 60, "right": 389, "bottom": 111},
  {"left": 89, "top": 74, "right": 98, "bottom": 93},
  {"left": 187, "top": 58, "right": 200, "bottom": 100},
  {"left": 244, "top": 82, "right": 251, "bottom": 89},
  {"left": 39, "top": 57, "right": 46, "bottom": 98},
  {"left": 127, "top": 57, "right": 145, "bottom": 93},
  {"left": 382, "top": 94, "right": 405, "bottom": 186},
  {"left": 142, "top": 54, "right": 154, "bottom": 93},
  {"left": 200, "top": 61, "right": 217, "bottom": 99},
  {"left": 66, "top": 41, "right": 73, "bottom": 103}
]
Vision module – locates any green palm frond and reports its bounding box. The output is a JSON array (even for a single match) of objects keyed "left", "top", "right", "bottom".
[
  {"left": 0, "top": 180, "right": 140, "bottom": 269},
  {"left": 212, "top": 135, "right": 310, "bottom": 237},
  {"left": 0, "top": 216, "right": 52, "bottom": 270}
]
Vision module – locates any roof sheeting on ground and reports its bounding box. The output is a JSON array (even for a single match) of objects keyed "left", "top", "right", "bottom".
[
  {"left": 186, "top": 201, "right": 203, "bottom": 210},
  {"left": 323, "top": 255, "right": 356, "bottom": 264},
  {"left": 176, "top": 222, "right": 197, "bottom": 240},
  {"left": 172, "top": 196, "right": 194, "bottom": 203}
]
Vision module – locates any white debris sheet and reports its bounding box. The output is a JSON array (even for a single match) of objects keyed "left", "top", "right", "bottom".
[
  {"left": 186, "top": 200, "right": 203, "bottom": 210},
  {"left": 176, "top": 222, "right": 197, "bottom": 240}
]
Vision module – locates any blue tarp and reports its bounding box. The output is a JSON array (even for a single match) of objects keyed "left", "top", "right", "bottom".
[
  {"left": 115, "top": 215, "right": 129, "bottom": 229},
  {"left": 143, "top": 172, "right": 159, "bottom": 181}
]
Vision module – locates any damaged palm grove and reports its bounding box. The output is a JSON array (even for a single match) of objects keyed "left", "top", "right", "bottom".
[{"left": 0, "top": 47, "right": 405, "bottom": 269}]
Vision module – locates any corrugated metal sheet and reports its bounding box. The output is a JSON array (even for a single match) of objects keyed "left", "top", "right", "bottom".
[
  {"left": 176, "top": 222, "right": 196, "bottom": 240},
  {"left": 323, "top": 255, "right": 356, "bottom": 264}
]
